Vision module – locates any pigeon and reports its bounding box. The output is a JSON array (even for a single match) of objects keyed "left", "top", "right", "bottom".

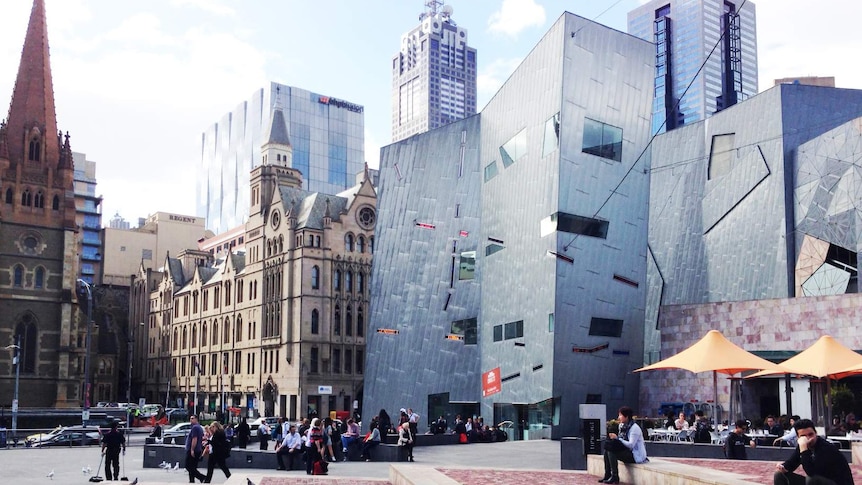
[
  {"left": 172, "top": 462, "right": 180, "bottom": 472},
  {"left": 46, "top": 470, "right": 54, "bottom": 480},
  {"left": 247, "top": 479, "right": 255, "bottom": 485},
  {"left": 159, "top": 461, "right": 169, "bottom": 469},
  {"left": 82, "top": 465, "right": 92, "bottom": 475},
  {"left": 130, "top": 478, "right": 138, "bottom": 485}
]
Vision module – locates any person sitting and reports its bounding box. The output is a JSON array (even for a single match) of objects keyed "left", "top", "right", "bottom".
[
  {"left": 773, "top": 415, "right": 800, "bottom": 447},
  {"left": 763, "top": 415, "right": 784, "bottom": 437},
  {"left": 845, "top": 413, "right": 859, "bottom": 433},
  {"left": 340, "top": 418, "right": 360, "bottom": 461},
  {"left": 599, "top": 406, "right": 648, "bottom": 484},
  {"left": 724, "top": 419, "right": 755, "bottom": 460},
  {"left": 361, "top": 422, "right": 381, "bottom": 462},
  {"left": 827, "top": 416, "right": 848, "bottom": 437},
  {"left": 674, "top": 412, "right": 689, "bottom": 430},
  {"left": 692, "top": 411, "right": 712, "bottom": 443},
  {"left": 773, "top": 418, "right": 853, "bottom": 485},
  {"left": 433, "top": 416, "right": 448, "bottom": 435},
  {"left": 150, "top": 423, "right": 163, "bottom": 442}
]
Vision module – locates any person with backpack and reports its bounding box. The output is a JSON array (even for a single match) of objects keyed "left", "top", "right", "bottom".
[
  {"left": 258, "top": 421, "right": 271, "bottom": 450},
  {"left": 693, "top": 411, "right": 712, "bottom": 444}
]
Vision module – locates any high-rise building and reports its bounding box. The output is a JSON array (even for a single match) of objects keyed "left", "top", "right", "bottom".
[
  {"left": 391, "top": 1, "right": 477, "bottom": 143},
  {"left": 73, "top": 152, "right": 102, "bottom": 285},
  {"left": 108, "top": 212, "right": 130, "bottom": 230},
  {"left": 367, "top": 12, "right": 654, "bottom": 438},
  {"left": 0, "top": 0, "right": 82, "bottom": 408},
  {"left": 628, "top": 0, "right": 758, "bottom": 134},
  {"left": 197, "top": 83, "right": 365, "bottom": 234}
]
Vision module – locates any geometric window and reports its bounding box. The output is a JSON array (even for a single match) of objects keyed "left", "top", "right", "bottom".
[
  {"left": 450, "top": 317, "right": 477, "bottom": 345},
  {"left": 541, "top": 212, "right": 609, "bottom": 239},
  {"left": 493, "top": 320, "right": 523, "bottom": 342},
  {"left": 582, "top": 118, "right": 622, "bottom": 162},
  {"left": 485, "top": 244, "right": 505, "bottom": 257},
  {"left": 484, "top": 161, "right": 499, "bottom": 182},
  {"left": 500, "top": 128, "right": 527, "bottom": 168},
  {"left": 542, "top": 113, "right": 561, "bottom": 158},
  {"left": 708, "top": 133, "right": 735, "bottom": 179},
  {"left": 459, "top": 251, "right": 476, "bottom": 280},
  {"left": 588, "top": 317, "right": 624, "bottom": 338}
]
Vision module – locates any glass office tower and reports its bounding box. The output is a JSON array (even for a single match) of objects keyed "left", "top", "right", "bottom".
[
  {"left": 197, "top": 83, "right": 365, "bottom": 233},
  {"left": 391, "top": 1, "right": 477, "bottom": 143},
  {"left": 628, "top": 0, "right": 758, "bottom": 134}
]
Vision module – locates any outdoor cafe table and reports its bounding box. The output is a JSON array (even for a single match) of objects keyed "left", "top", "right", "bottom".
[{"left": 650, "top": 428, "right": 682, "bottom": 441}]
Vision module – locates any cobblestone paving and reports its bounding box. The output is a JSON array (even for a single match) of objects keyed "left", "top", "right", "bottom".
[
  {"left": 440, "top": 468, "right": 593, "bottom": 485},
  {"left": 260, "top": 477, "right": 388, "bottom": 485}
]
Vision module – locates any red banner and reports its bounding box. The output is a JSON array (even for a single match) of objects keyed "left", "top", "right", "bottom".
[{"left": 482, "top": 367, "right": 501, "bottom": 397}]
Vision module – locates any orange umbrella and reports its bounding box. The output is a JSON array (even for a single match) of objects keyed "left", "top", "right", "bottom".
[
  {"left": 746, "top": 335, "right": 862, "bottom": 425},
  {"left": 636, "top": 330, "right": 782, "bottom": 421}
]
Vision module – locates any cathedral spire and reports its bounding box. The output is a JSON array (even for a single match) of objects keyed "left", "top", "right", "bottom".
[{"left": 5, "top": 0, "right": 59, "bottom": 166}]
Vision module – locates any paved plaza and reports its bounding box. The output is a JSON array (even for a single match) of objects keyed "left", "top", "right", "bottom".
[{"left": 3, "top": 434, "right": 862, "bottom": 485}]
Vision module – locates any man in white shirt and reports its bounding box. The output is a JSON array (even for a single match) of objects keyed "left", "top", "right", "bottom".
[
  {"left": 276, "top": 424, "right": 303, "bottom": 471},
  {"left": 408, "top": 408, "right": 420, "bottom": 436}
]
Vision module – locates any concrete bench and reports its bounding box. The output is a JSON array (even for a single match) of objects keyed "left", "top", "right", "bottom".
[
  {"left": 586, "top": 454, "right": 760, "bottom": 484},
  {"left": 365, "top": 443, "right": 408, "bottom": 462}
]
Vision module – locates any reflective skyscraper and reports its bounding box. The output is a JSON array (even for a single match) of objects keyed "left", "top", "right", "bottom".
[
  {"left": 391, "top": 1, "right": 477, "bottom": 143},
  {"left": 197, "top": 83, "right": 365, "bottom": 233},
  {"left": 628, "top": 0, "right": 758, "bottom": 134}
]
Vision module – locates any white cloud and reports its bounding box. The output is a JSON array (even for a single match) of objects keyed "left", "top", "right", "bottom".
[
  {"left": 487, "top": 0, "right": 546, "bottom": 37},
  {"left": 170, "top": 0, "right": 236, "bottom": 17}
]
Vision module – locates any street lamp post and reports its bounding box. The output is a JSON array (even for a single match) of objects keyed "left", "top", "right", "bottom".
[
  {"left": 4, "top": 337, "right": 21, "bottom": 445},
  {"left": 77, "top": 279, "right": 94, "bottom": 423}
]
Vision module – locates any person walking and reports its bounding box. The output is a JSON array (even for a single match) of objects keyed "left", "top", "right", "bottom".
[
  {"left": 185, "top": 415, "right": 208, "bottom": 484},
  {"left": 258, "top": 421, "right": 270, "bottom": 451},
  {"left": 398, "top": 421, "right": 414, "bottom": 462},
  {"left": 101, "top": 421, "right": 126, "bottom": 481},
  {"left": 204, "top": 422, "right": 231, "bottom": 483},
  {"left": 599, "top": 406, "right": 648, "bottom": 484}
]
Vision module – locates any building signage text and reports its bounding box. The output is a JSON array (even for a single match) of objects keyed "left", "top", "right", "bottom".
[{"left": 318, "top": 96, "right": 364, "bottom": 113}]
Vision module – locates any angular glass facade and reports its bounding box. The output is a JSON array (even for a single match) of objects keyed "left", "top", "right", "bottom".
[
  {"left": 367, "top": 12, "right": 654, "bottom": 438},
  {"left": 197, "top": 83, "right": 365, "bottom": 233}
]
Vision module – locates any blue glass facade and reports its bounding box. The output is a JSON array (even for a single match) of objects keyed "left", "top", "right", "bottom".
[
  {"left": 198, "top": 83, "right": 365, "bottom": 233},
  {"left": 628, "top": 0, "right": 758, "bottom": 134}
]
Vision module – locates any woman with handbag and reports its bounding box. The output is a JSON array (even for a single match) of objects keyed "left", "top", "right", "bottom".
[
  {"left": 205, "top": 421, "right": 232, "bottom": 483},
  {"left": 598, "top": 406, "right": 647, "bottom": 484},
  {"left": 398, "top": 422, "right": 414, "bottom": 462}
]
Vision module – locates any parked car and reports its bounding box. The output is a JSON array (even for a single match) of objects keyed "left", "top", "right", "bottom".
[
  {"left": 248, "top": 417, "right": 279, "bottom": 435},
  {"left": 162, "top": 422, "right": 193, "bottom": 441},
  {"left": 27, "top": 426, "right": 101, "bottom": 447},
  {"left": 31, "top": 430, "right": 100, "bottom": 447},
  {"left": 25, "top": 426, "right": 63, "bottom": 445}
]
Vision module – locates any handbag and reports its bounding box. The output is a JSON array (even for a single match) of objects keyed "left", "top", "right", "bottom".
[{"left": 459, "top": 433, "right": 468, "bottom": 444}]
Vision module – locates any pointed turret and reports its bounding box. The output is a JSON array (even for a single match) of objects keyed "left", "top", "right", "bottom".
[
  {"left": 5, "top": 0, "right": 59, "bottom": 167},
  {"left": 261, "top": 87, "right": 292, "bottom": 167}
]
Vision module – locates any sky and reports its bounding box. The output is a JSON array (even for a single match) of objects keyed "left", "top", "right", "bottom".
[{"left": 1, "top": 0, "right": 861, "bottom": 228}]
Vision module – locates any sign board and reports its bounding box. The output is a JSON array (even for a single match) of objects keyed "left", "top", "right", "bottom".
[
  {"left": 82, "top": 410, "right": 90, "bottom": 422},
  {"left": 11, "top": 399, "right": 17, "bottom": 412},
  {"left": 318, "top": 385, "right": 333, "bottom": 395},
  {"left": 482, "top": 367, "right": 501, "bottom": 397},
  {"left": 139, "top": 397, "right": 146, "bottom": 409}
]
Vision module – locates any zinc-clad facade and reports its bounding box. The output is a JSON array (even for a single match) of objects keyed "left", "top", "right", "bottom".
[{"left": 366, "top": 12, "right": 654, "bottom": 437}]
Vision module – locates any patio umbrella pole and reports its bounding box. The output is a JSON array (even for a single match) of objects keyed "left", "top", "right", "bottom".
[{"left": 713, "top": 371, "right": 718, "bottom": 425}]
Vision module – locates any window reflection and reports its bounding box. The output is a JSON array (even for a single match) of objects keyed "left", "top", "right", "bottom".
[
  {"left": 582, "top": 118, "right": 622, "bottom": 162},
  {"left": 500, "top": 128, "right": 528, "bottom": 167},
  {"left": 542, "top": 113, "right": 560, "bottom": 158}
]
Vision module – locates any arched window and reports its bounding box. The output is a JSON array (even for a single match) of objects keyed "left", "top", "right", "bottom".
[
  {"left": 334, "top": 270, "right": 341, "bottom": 291},
  {"left": 345, "top": 305, "right": 353, "bottom": 336},
  {"left": 311, "top": 309, "right": 319, "bottom": 334},
  {"left": 345, "top": 234, "right": 354, "bottom": 252},
  {"left": 308, "top": 235, "right": 314, "bottom": 247},
  {"left": 13, "top": 265, "right": 24, "bottom": 287},
  {"left": 267, "top": 240, "right": 272, "bottom": 257},
  {"left": 370, "top": 236, "right": 375, "bottom": 254},
  {"left": 224, "top": 281, "right": 231, "bottom": 306},
  {"left": 202, "top": 322, "right": 208, "bottom": 346},
  {"left": 21, "top": 189, "right": 31, "bottom": 207},
  {"left": 182, "top": 326, "right": 188, "bottom": 349},
  {"left": 192, "top": 291, "right": 199, "bottom": 313},
  {"left": 52, "top": 194, "right": 60, "bottom": 210},
  {"left": 191, "top": 324, "right": 197, "bottom": 348},
  {"left": 173, "top": 329, "right": 178, "bottom": 351},
  {"left": 28, "top": 138, "right": 40, "bottom": 162},
  {"left": 357, "top": 236, "right": 365, "bottom": 254},
  {"left": 346, "top": 271, "right": 353, "bottom": 293},
  {"left": 278, "top": 235, "right": 284, "bottom": 253},
  {"left": 311, "top": 265, "right": 320, "bottom": 289},
  {"left": 236, "top": 315, "right": 243, "bottom": 342},
  {"left": 212, "top": 321, "right": 219, "bottom": 346},
  {"left": 224, "top": 317, "right": 231, "bottom": 344},
  {"left": 4, "top": 188, "right": 12, "bottom": 204},
  {"left": 34, "top": 191, "right": 44, "bottom": 208},
  {"left": 15, "top": 313, "right": 38, "bottom": 374},
  {"left": 334, "top": 304, "right": 341, "bottom": 336},
  {"left": 357, "top": 306, "right": 365, "bottom": 337},
  {"left": 35, "top": 267, "right": 44, "bottom": 289},
  {"left": 357, "top": 273, "right": 364, "bottom": 294}
]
